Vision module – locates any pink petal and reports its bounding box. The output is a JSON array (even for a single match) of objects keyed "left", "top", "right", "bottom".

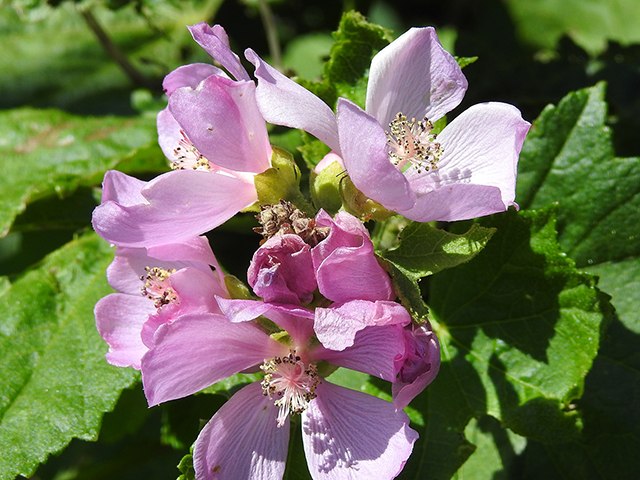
[
  {"left": 248, "top": 234, "right": 316, "bottom": 305},
  {"left": 245, "top": 48, "right": 341, "bottom": 153},
  {"left": 139, "top": 267, "right": 227, "bottom": 347},
  {"left": 314, "top": 300, "right": 411, "bottom": 351},
  {"left": 162, "top": 63, "right": 226, "bottom": 95},
  {"left": 141, "top": 313, "right": 285, "bottom": 405},
  {"left": 302, "top": 382, "right": 418, "bottom": 480},
  {"left": 156, "top": 108, "right": 183, "bottom": 161},
  {"left": 398, "top": 102, "right": 530, "bottom": 222},
  {"left": 94, "top": 293, "right": 156, "bottom": 369},
  {"left": 146, "top": 235, "right": 219, "bottom": 267},
  {"left": 397, "top": 183, "right": 507, "bottom": 223},
  {"left": 366, "top": 27, "right": 467, "bottom": 127},
  {"left": 101, "top": 170, "right": 147, "bottom": 206},
  {"left": 107, "top": 236, "right": 219, "bottom": 295},
  {"left": 392, "top": 323, "right": 441, "bottom": 410},
  {"left": 168, "top": 75, "right": 271, "bottom": 173},
  {"left": 337, "top": 99, "right": 415, "bottom": 212},
  {"left": 313, "top": 211, "right": 393, "bottom": 303},
  {"left": 92, "top": 169, "right": 258, "bottom": 248},
  {"left": 216, "top": 298, "right": 315, "bottom": 346},
  {"left": 315, "top": 325, "right": 406, "bottom": 382},
  {"left": 187, "top": 22, "right": 251, "bottom": 82},
  {"left": 193, "top": 382, "right": 289, "bottom": 480}
]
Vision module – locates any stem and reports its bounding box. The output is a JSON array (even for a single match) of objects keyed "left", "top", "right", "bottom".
[
  {"left": 257, "top": 0, "right": 283, "bottom": 71},
  {"left": 79, "top": 7, "right": 157, "bottom": 90}
]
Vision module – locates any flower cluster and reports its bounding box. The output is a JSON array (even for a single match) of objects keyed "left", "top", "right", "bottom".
[{"left": 92, "top": 20, "right": 529, "bottom": 480}]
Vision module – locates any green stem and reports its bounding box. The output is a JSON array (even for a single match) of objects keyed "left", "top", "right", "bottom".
[
  {"left": 79, "top": 7, "right": 157, "bottom": 90},
  {"left": 257, "top": 0, "right": 283, "bottom": 71}
]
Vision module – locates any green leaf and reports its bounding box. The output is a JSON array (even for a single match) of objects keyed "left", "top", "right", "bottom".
[
  {"left": 382, "top": 222, "right": 496, "bottom": 277},
  {"left": 379, "top": 222, "right": 495, "bottom": 321},
  {"left": 0, "top": 233, "right": 138, "bottom": 480},
  {"left": 395, "top": 207, "right": 610, "bottom": 479},
  {"left": 300, "top": 11, "right": 393, "bottom": 109},
  {"left": 516, "top": 83, "right": 640, "bottom": 268},
  {"left": 504, "top": 0, "right": 640, "bottom": 54},
  {"left": 0, "top": 107, "right": 168, "bottom": 238}
]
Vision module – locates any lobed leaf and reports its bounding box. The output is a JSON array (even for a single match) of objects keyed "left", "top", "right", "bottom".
[
  {"left": 516, "top": 82, "right": 640, "bottom": 267},
  {"left": 0, "top": 233, "right": 138, "bottom": 480},
  {"left": 394, "top": 207, "right": 610, "bottom": 479}
]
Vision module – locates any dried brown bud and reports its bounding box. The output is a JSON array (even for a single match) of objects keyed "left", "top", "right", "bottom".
[{"left": 254, "top": 200, "right": 330, "bottom": 246}]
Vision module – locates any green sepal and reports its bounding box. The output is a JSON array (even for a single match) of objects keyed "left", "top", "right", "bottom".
[
  {"left": 253, "top": 146, "right": 315, "bottom": 216},
  {"left": 224, "top": 274, "right": 254, "bottom": 300},
  {"left": 309, "top": 160, "right": 346, "bottom": 215},
  {"left": 339, "top": 173, "right": 395, "bottom": 221}
]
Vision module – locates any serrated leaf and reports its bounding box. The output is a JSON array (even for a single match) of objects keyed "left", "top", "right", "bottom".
[
  {"left": 0, "top": 233, "right": 138, "bottom": 480},
  {"left": 0, "top": 107, "right": 168, "bottom": 237},
  {"left": 516, "top": 82, "right": 640, "bottom": 267},
  {"left": 394, "top": 207, "right": 610, "bottom": 479},
  {"left": 299, "top": 11, "right": 393, "bottom": 110},
  {"left": 382, "top": 222, "right": 496, "bottom": 277},
  {"left": 379, "top": 222, "right": 495, "bottom": 322}
]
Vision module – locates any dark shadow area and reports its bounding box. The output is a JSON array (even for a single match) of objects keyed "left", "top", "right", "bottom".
[
  {"left": 499, "top": 313, "right": 640, "bottom": 479},
  {"left": 429, "top": 209, "right": 562, "bottom": 363},
  {"left": 392, "top": 350, "right": 487, "bottom": 480}
]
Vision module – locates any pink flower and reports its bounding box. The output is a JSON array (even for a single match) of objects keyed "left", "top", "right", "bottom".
[
  {"left": 246, "top": 27, "right": 530, "bottom": 222},
  {"left": 248, "top": 209, "right": 393, "bottom": 306},
  {"left": 140, "top": 310, "right": 417, "bottom": 480},
  {"left": 92, "top": 24, "right": 272, "bottom": 248},
  {"left": 94, "top": 233, "right": 227, "bottom": 369}
]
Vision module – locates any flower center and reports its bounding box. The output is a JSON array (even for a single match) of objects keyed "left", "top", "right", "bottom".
[
  {"left": 386, "top": 112, "right": 443, "bottom": 173},
  {"left": 140, "top": 266, "right": 179, "bottom": 309},
  {"left": 260, "top": 351, "right": 320, "bottom": 427},
  {"left": 171, "top": 130, "right": 211, "bottom": 171}
]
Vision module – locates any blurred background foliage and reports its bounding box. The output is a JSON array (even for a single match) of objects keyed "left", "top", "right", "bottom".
[{"left": 1, "top": 0, "right": 638, "bottom": 478}]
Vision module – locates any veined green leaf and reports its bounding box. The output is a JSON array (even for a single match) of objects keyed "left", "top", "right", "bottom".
[
  {"left": 0, "top": 107, "right": 168, "bottom": 237},
  {"left": 0, "top": 233, "right": 138, "bottom": 480}
]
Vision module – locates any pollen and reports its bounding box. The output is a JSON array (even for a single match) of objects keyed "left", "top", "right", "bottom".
[
  {"left": 260, "top": 351, "right": 320, "bottom": 427},
  {"left": 386, "top": 112, "right": 443, "bottom": 173},
  {"left": 140, "top": 266, "right": 179, "bottom": 309},
  {"left": 171, "top": 130, "right": 211, "bottom": 171}
]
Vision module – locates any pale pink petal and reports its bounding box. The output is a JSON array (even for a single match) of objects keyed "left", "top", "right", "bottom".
[
  {"left": 315, "top": 325, "right": 406, "bottom": 382},
  {"left": 215, "top": 298, "right": 315, "bottom": 346},
  {"left": 245, "top": 48, "right": 341, "bottom": 153},
  {"left": 101, "top": 170, "right": 147, "bottom": 206},
  {"left": 141, "top": 313, "right": 285, "bottom": 405},
  {"left": 337, "top": 99, "right": 415, "bottom": 211},
  {"left": 397, "top": 183, "right": 507, "bottom": 222},
  {"left": 139, "top": 267, "right": 226, "bottom": 347},
  {"left": 194, "top": 382, "right": 289, "bottom": 480},
  {"left": 156, "top": 108, "right": 183, "bottom": 161},
  {"left": 313, "top": 210, "right": 393, "bottom": 303},
  {"left": 168, "top": 75, "right": 271, "bottom": 173},
  {"left": 163, "top": 63, "right": 226, "bottom": 95},
  {"left": 397, "top": 102, "right": 530, "bottom": 222},
  {"left": 366, "top": 27, "right": 467, "bottom": 127},
  {"left": 187, "top": 22, "right": 251, "bottom": 82},
  {"left": 92, "top": 169, "right": 258, "bottom": 248},
  {"left": 95, "top": 293, "right": 156, "bottom": 369},
  {"left": 302, "top": 382, "right": 418, "bottom": 480},
  {"left": 314, "top": 300, "right": 411, "bottom": 351},
  {"left": 314, "top": 151, "right": 344, "bottom": 174},
  {"left": 392, "top": 323, "right": 441, "bottom": 410},
  {"left": 146, "top": 235, "right": 218, "bottom": 267},
  {"left": 216, "top": 297, "right": 314, "bottom": 322}
]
